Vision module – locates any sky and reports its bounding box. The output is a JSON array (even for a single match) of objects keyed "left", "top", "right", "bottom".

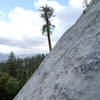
[{"left": 0, "top": 0, "right": 88, "bottom": 55}]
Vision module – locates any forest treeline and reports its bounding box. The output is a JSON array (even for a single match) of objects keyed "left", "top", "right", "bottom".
[{"left": 0, "top": 52, "right": 47, "bottom": 100}]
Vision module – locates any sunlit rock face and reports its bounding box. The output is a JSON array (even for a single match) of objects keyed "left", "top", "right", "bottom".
[{"left": 14, "top": 0, "right": 100, "bottom": 100}]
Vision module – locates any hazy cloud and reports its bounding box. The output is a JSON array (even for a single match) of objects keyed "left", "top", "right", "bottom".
[{"left": 0, "top": 0, "right": 84, "bottom": 54}]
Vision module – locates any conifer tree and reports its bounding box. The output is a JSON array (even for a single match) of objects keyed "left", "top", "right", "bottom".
[
  {"left": 40, "top": 5, "right": 55, "bottom": 51},
  {"left": 7, "top": 52, "right": 16, "bottom": 77}
]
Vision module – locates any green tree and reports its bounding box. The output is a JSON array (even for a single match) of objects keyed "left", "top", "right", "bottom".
[
  {"left": 40, "top": 5, "right": 55, "bottom": 51},
  {"left": 7, "top": 77, "right": 20, "bottom": 96},
  {"left": 7, "top": 52, "right": 16, "bottom": 77},
  {"left": 0, "top": 53, "right": 46, "bottom": 100},
  {"left": 0, "top": 72, "right": 20, "bottom": 100}
]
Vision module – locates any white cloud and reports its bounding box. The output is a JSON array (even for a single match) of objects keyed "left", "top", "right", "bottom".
[
  {"left": 70, "top": 0, "right": 83, "bottom": 8},
  {"left": 0, "top": 11, "right": 4, "bottom": 15},
  {"left": 0, "top": 7, "right": 44, "bottom": 40},
  {"left": 0, "top": 0, "right": 85, "bottom": 55},
  {"left": 70, "top": 0, "right": 91, "bottom": 8},
  {"left": 0, "top": 7, "right": 48, "bottom": 54},
  {"left": 34, "top": 0, "right": 65, "bottom": 11}
]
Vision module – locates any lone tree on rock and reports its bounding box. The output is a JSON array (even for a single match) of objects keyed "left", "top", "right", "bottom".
[
  {"left": 83, "top": 0, "right": 89, "bottom": 14},
  {"left": 40, "top": 5, "right": 55, "bottom": 51},
  {"left": 83, "top": 0, "right": 89, "bottom": 8}
]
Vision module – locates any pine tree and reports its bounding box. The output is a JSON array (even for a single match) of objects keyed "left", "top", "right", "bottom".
[
  {"left": 7, "top": 52, "right": 16, "bottom": 77},
  {"left": 40, "top": 5, "right": 55, "bottom": 51}
]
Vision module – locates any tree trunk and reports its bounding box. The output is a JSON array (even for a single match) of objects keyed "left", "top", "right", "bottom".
[
  {"left": 47, "top": 33, "right": 52, "bottom": 51},
  {"left": 45, "top": 10, "right": 52, "bottom": 51}
]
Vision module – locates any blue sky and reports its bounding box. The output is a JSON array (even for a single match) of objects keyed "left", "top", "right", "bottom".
[
  {"left": 0, "top": 0, "right": 85, "bottom": 55},
  {"left": 0, "top": 0, "right": 69, "bottom": 11},
  {"left": 0, "top": 0, "right": 35, "bottom": 11}
]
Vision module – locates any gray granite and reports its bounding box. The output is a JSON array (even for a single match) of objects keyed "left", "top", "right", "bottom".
[{"left": 14, "top": 0, "right": 100, "bottom": 100}]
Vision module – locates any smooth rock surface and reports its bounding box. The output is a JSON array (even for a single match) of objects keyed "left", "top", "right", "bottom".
[{"left": 14, "top": 0, "right": 100, "bottom": 100}]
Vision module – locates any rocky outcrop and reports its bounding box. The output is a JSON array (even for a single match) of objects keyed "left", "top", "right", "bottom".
[{"left": 14, "top": 0, "right": 100, "bottom": 100}]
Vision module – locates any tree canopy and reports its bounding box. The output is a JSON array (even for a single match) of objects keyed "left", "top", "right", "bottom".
[{"left": 40, "top": 5, "right": 55, "bottom": 51}]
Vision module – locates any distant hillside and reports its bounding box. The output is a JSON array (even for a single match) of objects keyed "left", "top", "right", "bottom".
[
  {"left": 0, "top": 53, "right": 9, "bottom": 62},
  {"left": 0, "top": 53, "right": 45, "bottom": 62}
]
